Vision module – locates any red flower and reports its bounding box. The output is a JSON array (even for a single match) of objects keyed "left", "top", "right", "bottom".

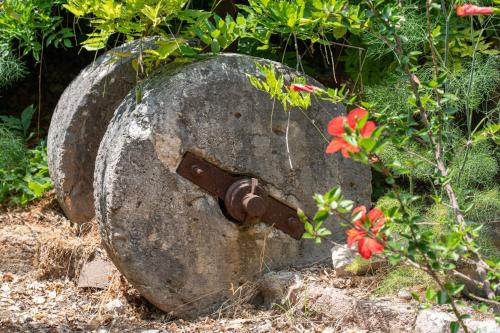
[
  {"left": 325, "top": 137, "right": 360, "bottom": 158},
  {"left": 326, "top": 108, "right": 376, "bottom": 158},
  {"left": 328, "top": 108, "right": 376, "bottom": 138},
  {"left": 346, "top": 206, "right": 385, "bottom": 259},
  {"left": 456, "top": 4, "right": 494, "bottom": 16},
  {"left": 289, "top": 83, "right": 319, "bottom": 93}
]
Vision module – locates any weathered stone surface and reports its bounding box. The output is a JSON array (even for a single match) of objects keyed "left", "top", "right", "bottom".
[
  {"left": 48, "top": 38, "right": 156, "bottom": 224},
  {"left": 415, "top": 309, "right": 500, "bottom": 333},
  {"left": 257, "top": 271, "right": 296, "bottom": 308},
  {"left": 331, "top": 244, "right": 356, "bottom": 276},
  {"left": 77, "top": 257, "right": 116, "bottom": 289},
  {"left": 94, "top": 53, "right": 371, "bottom": 318},
  {"left": 0, "top": 225, "right": 37, "bottom": 274},
  {"left": 354, "top": 298, "right": 416, "bottom": 332},
  {"left": 296, "top": 285, "right": 356, "bottom": 321},
  {"left": 257, "top": 271, "right": 498, "bottom": 333},
  {"left": 288, "top": 280, "right": 416, "bottom": 332}
]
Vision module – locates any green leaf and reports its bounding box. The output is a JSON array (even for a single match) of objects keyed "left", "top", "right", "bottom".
[
  {"left": 28, "top": 181, "right": 44, "bottom": 197},
  {"left": 444, "top": 282, "right": 464, "bottom": 296},
  {"left": 304, "top": 220, "right": 314, "bottom": 234},
  {"left": 425, "top": 287, "right": 436, "bottom": 301},
  {"left": 317, "top": 228, "right": 332, "bottom": 237},
  {"left": 236, "top": 16, "right": 246, "bottom": 26},
  {"left": 313, "top": 209, "right": 329, "bottom": 222},
  {"left": 63, "top": 4, "right": 85, "bottom": 17},
  {"left": 351, "top": 209, "right": 364, "bottom": 222},
  {"left": 210, "top": 29, "right": 221, "bottom": 39},
  {"left": 337, "top": 200, "right": 354, "bottom": 214},
  {"left": 449, "top": 321, "right": 459, "bottom": 333},
  {"left": 333, "top": 26, "right": 347, "bottom": 39},
  {"left": 20, "top": 105, "right": 35, "bottom": 137},
  {"left": 211, "top": 39, "right": 220, "bottom": 53},
  {"left": 437, "top": 290, "right": 449, "bottom": 305},
  {"left": 63, "top": 39, "right": 73, "bottom": 48}
]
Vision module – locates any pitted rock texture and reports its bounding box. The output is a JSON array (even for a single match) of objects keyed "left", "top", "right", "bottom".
[
  {"left": 48, "top": 38, "right": 156, "bottom": 224},
  {"left": 0, "top": 225, "right": 38, "bottom": 274},
  {"left": 94, "top": 53, "right": 371, "bottom": 318}
]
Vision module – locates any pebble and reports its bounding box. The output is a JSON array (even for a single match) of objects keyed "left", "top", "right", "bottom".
[
  {"left": 32, "top": 296, "right": 46, "bottom": 304},
  {"left": 105, "top": 298, "right": 124, "bottom": 313},
  {"left": 397, "top": 289, "right": 413, "bottom": 300}
]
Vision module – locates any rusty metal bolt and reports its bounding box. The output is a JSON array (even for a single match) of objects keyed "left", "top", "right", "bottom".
[
  {"left": 224, "top": 178, "right": 268, "bottom": 225},
  {"left": 191, "top": 165, "right": 204, "bottom": 177},
  {"left": 242, "top": 193, "right": 267, "bottom": 218}
]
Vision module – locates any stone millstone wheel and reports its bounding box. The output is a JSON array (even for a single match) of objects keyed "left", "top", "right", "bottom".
[
  {"left": 48, "top": 38, "right": 156, "bottom": 224},
  {"left": 94, "top": 54, "right": 371, "bottom": 318}
]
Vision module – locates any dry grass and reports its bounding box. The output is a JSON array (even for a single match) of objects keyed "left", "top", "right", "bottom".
[
  {"left": 3, "top": 193, "right": 494, "bottom": 332},
  {"left": 0, "top": 192, "right": 102, "bottom": 280}
]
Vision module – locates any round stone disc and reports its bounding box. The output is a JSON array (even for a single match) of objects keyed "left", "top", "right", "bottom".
[
  {"left": 47, "top": 38, "right": 155, "bottom": 224},
  {"left": 94, "top": 54, "right": 371, "bottom": 318}
]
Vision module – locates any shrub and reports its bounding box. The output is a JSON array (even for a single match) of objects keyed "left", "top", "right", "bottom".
[
  {"left": 0, "top": 126, "right": 27, "bottom": 170},
  {"left": 451, "top": 141, "right": 498, "bottom": 188},
  {"left": 0, "top": 46, "right": 27, "bottom": 89},
  {"left": 0, "top": 140, "right": 52, "bottom": 206},
  {"left": 0, "top": 109, "right": 52, "bottom": 206},
  {"left": 374, "top": 266, "right": 434, "bottom": 296}
]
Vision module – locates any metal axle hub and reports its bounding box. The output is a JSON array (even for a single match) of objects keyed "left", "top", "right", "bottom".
[{"left": 176, "top": 152, "right": 304, "bottom": 239}]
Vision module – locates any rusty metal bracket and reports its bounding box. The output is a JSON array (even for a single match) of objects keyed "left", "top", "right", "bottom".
[{"left": 176, "top": 152, "right": 304, "bottom": 240}]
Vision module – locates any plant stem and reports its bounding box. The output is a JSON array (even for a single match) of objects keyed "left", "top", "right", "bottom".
[{"left": 366, "top": 0, "right": 496, "bottom": 303}]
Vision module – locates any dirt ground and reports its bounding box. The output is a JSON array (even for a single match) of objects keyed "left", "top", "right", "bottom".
[
  {"left": 0, "top": 193, "right": 496, "bottom": 333},
  {"left": 0, "top": 194, "right": 360, "bottom": 332}
]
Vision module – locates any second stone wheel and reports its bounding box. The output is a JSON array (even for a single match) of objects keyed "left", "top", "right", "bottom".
[{"left": 94, "top": 54, "right": 371, "bottom": 318}]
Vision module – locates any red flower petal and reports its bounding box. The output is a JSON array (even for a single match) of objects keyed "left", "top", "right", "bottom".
[
  {"left": 346, "top": 228, "right": 366, "bottom": 247},
  {"left": 326, "top": 137, "right": 345, "bottom": 154},
  {"left": 289, "top": 83, "right": 318, "bottom": 93},
  {"left": 347, "top": 108, "right": 368, "bottom": 129},
  {"left": 456, "top": 4, "right": 494, "bottom": 16},
  {"left": 326, "top": 137, "right": 359, "bottom": 158},
  {"left": 341, "top": 142, "right": 359, "bottom": 158},
  {"left": 357, "top": 237, "right": 384, "bottom": 259},
  {"left": 327, "top": 116, "right": 346, "bottom": 136},
  {"left": 352, "top": 205, "right": 367, "bottom": 227},
  {"left": 360, "top": 121, "right": 376, "bottom": 138},
  {"left": 352, "top": 206, "right": 367, "bottom": 218},
  {"left": 367, "top": 208, "right": 385, "bottom": 232}
]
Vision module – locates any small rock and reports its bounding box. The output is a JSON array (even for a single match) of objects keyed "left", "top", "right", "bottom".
[
  {"left": 47, "top": 290, "right": 57, "bottom": 299},
  {"left": 105, "top": 298, "right": 124, "bottom": 313},
  {"left": 466, "top": 319, "right": 500, "bottom": 333},
  {"left": 294, "top": 285, "right": 356, "bottom": 323},
  {"left": 257, "top": 271, "right": 296, "bottom": 308},
  {"left": 331, "top": 244, "right": 356, "bottom": 276},
  {"left": 397, "top": 288, "right": 413, "bottom": 300},
  {"left": 2, "top": 272, "right": 14, "bottom": 282},
  {"left": 354, "top": 298, "right": 416, "bottom": 332},
  {"left": 77, "top": 257, "right": 116, "bottom": 289},
  {"left": 256, "top": 320, "right": 272, "bottom": 333},
  {"left": 415, "top": 309, "right": 500, "bottom": 333},
  {"left": 32, "top": 296, "right": 46, "bottom": 305},
  {"left": 414, "top": 310, "right": 455, "bottom": 333},
  {"left": 0, "top": 225, "right": 38, "bottom": 274},
  {"left": 27, "top": 281, "right": 43, "bottom": 290},
  {"left": 1, "top": 283, "right": 11, "bottom": 293}
]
